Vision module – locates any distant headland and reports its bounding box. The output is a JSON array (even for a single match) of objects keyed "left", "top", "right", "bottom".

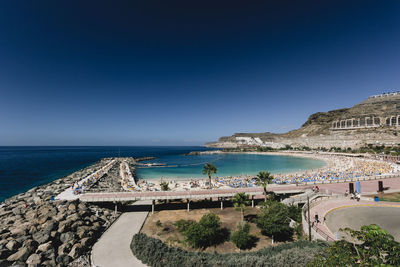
[{"left": 206, "top": 92, "right": 400, "bottom": 150}]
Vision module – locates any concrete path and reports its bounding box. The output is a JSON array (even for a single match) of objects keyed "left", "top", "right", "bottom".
[
  {"left": 56, "top": 159, "right": 116, "bottom": 201},
  {"left": 308, "top": 198, "right": 400, "bottom": 241},
  {"left": 92, "top": 200, "right": 151, "bottom": 267},
  {"left": 325, "top": 206, "right": 400, "bottom": 241}
]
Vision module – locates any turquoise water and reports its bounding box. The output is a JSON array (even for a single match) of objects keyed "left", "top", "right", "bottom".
[
  {"left": 0, "top": 146, "right": 324, "bottom": 202},
  {"left": 136, "top": 153, "right": 326, "bottom": 179},
  {"left": 0, "top": 146, "right": 212, "bottom": 202}
]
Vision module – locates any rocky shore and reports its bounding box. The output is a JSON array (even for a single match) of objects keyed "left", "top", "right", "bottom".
[{"left": 0, "top": 158, "right": 124, "bottom": 266}]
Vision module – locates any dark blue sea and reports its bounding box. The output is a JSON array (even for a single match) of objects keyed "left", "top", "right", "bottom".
[{"left": 0, "top": 146, "right": 210, "bottom": 202}]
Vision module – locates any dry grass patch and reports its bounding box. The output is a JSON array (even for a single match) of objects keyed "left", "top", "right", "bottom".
[
  {"left": 366, "top": 192, "right": 400, "bottom": 202},
  {"left": 141, "top": 206, "right": 279, "bottom": 254}
]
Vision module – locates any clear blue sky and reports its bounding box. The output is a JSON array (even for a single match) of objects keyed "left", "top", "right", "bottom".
[{"left": 1, "top": 0, "right": 399, "bottom": 146}]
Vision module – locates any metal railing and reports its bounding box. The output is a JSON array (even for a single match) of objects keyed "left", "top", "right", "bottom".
[{"left": 301, "top": 193, "right": 345, "bottom": 242}]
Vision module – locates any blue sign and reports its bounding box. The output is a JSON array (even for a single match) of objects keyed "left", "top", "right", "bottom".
[{"left": 356, "top": 181, "right": 361, "bottom": 193}]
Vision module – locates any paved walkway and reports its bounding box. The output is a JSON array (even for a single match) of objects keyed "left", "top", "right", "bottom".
[
  {"left": 79, "top": 176, "right": 400, "bottom": 202},
  {"left": 92, "top": 200, "right": 151, "bottom": 267},
  {"left": 308, "top": 198, "right": 400, "bottom": 241},
  {"left": 56, "top": 159, "right": 116, "bottom": 201}
]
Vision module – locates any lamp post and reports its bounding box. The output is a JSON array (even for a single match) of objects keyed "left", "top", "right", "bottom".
[{"left": 307, "top": 196, "right": 312, "bottom": 241}]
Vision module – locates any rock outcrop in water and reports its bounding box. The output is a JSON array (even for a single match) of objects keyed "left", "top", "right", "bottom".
[{"left": 206, "top": 93, "right": 400, "bottom": 149}]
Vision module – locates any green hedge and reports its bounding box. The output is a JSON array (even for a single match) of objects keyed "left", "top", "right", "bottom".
[{"left": 131, "top": 233, "right": 327, "bottom": 267}]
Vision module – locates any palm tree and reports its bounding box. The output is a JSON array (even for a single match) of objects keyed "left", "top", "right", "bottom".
[
  {"left": 255, "top": 171, "right": 274, "bottom": 201},
  {"left": 232, "top": 193, "right": 250, "bottom": 222},
  {"left": 202, "top": 163, "right": 217, "bottom": 188}
]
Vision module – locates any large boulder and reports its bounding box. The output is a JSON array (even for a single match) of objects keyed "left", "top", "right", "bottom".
[
  {"left": 56, "top": 254, "right": 72, "bottom": 266},
  {"left": 33, "top": 196, "right": 42, "bottom": 205},
  {"left": 12, "top": 207, "right": 22, "bottom": 216},
  {"left": 7, "top": 247, "right": 29, "bottom": 262},
  {"left": 41, "top": 259, "right": 56, "bottom": 266},
  {"left": 32, "top": 231, "right": 50, "bottom": 244},
  {"left": 76, "top": 226, "right": 90, "bottom": 239},
  {"left": 10, "top": 223, "right": 29, "bottom": 236},
  {"left": 68, "top": 213, "right": 80, "bottom": 222},
  {"left": 28, "top": 225, "right": 38, "bottom": 235},
  {"left": 57, "top": 243, "right": 71, "bottom": 256},
  {"left": 58, "top": 219, "right": 73, "bottom": 233},
  {"left": 38, "top": 205, "right": 57, "bottom": 217},
  {"left": 68, "top": 243, "right": 82, "bottom": 259},
  {"left": 26, "top": 253, "right": 41, "bottom": 265},
  {"left": 22, "top": 239, "right": 38, "bottom": 253},
  {"left": 77, "top": 203, "right": 87, "bottom": 211},
  {"left": 67, "top": 203, "right": 76, "bottom": 212},
  {"left": 15, "top": 235, "right": 31, "bottom": 244},
  {"left": 60, "top": 232, "right": 75, "bottom": 243},
  {"left": 42, "top": 221, "right": 57, "bottom": 234},
  {"left": 42, "top": 248, "right": 56, "bottom": 261},
  {"left": 24, "top": 210, "right": 38, "bottom": 221},
  {"left": 36, "top": 215, "right": 49, "bottom": 225},
  {"left": 80, "top": 237, "right": 93, "bottom": 247},
  {"left": 5, "top": 240, "right": 20, "bottom": 251},
  {"left": 54, "top": 212, "right": 65, "bottom": 222},
  {"left": 36, "top": 241, "right": 52, "bottom": 253}
]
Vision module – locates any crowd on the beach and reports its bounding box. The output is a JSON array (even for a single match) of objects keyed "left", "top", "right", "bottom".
[
  {"left": 70, "top": 155, "right": 400, "bottom": 193},
  {"left": 273, "top": 157, "right": 398, "bottom": 184},
  {"left": 134, "top": 156, "right": 400, "bottom": 191}
]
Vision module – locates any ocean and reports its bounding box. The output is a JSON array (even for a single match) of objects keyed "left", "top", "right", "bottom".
[{"left": 0, "top": 146, "right": 325, "bottom": 202}]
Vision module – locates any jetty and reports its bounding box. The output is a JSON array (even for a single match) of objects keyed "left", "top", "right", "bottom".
[{"left": 55, "top": 159, "right": 117, "bottom": 200}]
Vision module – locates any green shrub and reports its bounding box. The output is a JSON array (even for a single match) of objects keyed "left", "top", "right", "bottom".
[
  {"left": 131, "top": 233, "right": 327, "bottom": 267},
  {"left": 308, "top": 224, "right": 400, "bottom": 266},
  {"left": 160, "top": 181, "right": 169, "bottom": 191},
  {"left": 256, "top": 201, "right": 292, "bottom": 241},
  {"left": 230, "top": 222, "right": 257, "bottom": 250},
  {"left": 287, "top": 204, "right": 302, "bottom": 223},
  {"left": 184, "top": 213, "right": 229, "bottom": 248}
]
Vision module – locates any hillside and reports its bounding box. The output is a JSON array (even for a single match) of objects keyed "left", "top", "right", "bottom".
[{"left": 206, "top": 93, "right": 400, "bottom": 149}]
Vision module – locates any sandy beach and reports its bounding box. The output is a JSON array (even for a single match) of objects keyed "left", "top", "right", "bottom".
[{"left": 135, "top": 151, "right": 400, "bottom": 192}]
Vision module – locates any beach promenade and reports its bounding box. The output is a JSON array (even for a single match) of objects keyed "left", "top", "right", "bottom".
[
  {"left": 77, "top": 176, "right": 400, "bottom": 203},
  {"left": 92, "top": 200, "right": 151, "bottom": 267}
]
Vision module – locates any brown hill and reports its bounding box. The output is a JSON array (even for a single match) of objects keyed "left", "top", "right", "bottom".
[{"left": 207, "top": 93, "right": 400, "bottom": 149}]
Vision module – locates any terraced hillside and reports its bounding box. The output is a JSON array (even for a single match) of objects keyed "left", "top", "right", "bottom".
[{"left": 207, "top": 93, "right": 400, "bottom": 149}]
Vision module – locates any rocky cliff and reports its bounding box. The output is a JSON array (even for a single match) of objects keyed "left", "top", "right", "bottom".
[{"left": 206, "top": 93, "right": 400, "bottom": 149}]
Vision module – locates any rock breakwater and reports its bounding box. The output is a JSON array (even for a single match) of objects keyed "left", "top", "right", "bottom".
[{"left": 0, "top": 159, "right": 122, "bottom": 266}]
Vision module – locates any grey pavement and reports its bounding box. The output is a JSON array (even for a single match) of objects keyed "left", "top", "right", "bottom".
[
  {"left": 325, "top": 205, "right": 400, "bottom": 241},
  {"left": 92, "top": 200, "right": 151, "bottom": 267}
]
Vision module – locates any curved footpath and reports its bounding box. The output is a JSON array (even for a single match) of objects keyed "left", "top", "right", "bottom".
[
  {"left": 92, "top": 200, "right": 150, "bottom": 267},
  {"left": 309, "top": 198, "right": 400, "bottom": 241}
]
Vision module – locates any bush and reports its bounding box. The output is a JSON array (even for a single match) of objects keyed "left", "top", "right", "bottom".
[
  {"left": 184, "top": 213, "right": 229, "bottom": 248},
  {"left": 131, "top": 233, "right": 327, "bottom": 267},
  {"left": 230, "top": 222, "right": 257, "bottom": 250},
  {"left": 256, "top": 201, "right": 292, "bottom": 241},
  {"left": 287, "top": 204, "right": 302, "bottom": 223},
  {"left": 160, "top": 181, "right": 169, "bottom": 191},
  {"left": 308, "top": 224, "right": 400, "bottom": 266}
]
